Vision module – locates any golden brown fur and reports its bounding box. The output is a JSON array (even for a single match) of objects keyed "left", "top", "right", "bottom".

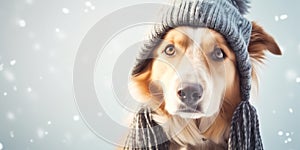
[{"left": 128, "top": 22, "right": 281, "bottom": 149}]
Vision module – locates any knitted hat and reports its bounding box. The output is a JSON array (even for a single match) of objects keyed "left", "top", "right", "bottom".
[{"left": 126, "top": 0, "right": 263, "bottom": 149}]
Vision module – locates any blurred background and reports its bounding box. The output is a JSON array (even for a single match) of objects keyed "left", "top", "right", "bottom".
[{"left": 0, "top": 0, "right": 299, "bottom": 149}]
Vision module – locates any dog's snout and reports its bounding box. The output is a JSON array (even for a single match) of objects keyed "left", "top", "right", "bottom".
[{"left": 177, "top": 83, "right": 203, "bottom": 104}]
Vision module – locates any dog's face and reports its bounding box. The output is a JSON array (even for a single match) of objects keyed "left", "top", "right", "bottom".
[
  {"left": 149, "top": 27, "right": 237, "bottom": 119},
  {"left": 130, "top": 22, "right": 281, "bottom": 123}
]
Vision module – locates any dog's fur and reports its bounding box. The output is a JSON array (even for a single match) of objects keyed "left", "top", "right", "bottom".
[{"left": 128, "top": 22, "right": 281, "bottom": 149}]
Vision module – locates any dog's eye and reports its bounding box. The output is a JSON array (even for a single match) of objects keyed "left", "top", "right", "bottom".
[
  {"left": 163, "top": 44, "right": 176, "bottom": 57},
  {"left": 212, "top": 47, "right": 226, "bottom": 61}
]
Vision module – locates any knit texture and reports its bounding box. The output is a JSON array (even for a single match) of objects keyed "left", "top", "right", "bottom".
[
  {"left": 127, "top": 0, "right": 263, "bottom": 149},
  {"left": 124, "top": 107, "right": 170, "bottom": 149}
]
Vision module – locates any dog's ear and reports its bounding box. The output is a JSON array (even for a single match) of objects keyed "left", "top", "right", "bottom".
[
  {"left": 248, "top": 22, "right": 282, "bottom": 63},
  {"left": 128, "top": 61, "right": 153, "bottom": 102}
]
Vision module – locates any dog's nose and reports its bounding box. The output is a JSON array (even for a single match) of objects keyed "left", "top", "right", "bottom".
[{"left": 177, "top": 83, "right": 203, "bottom": 104}]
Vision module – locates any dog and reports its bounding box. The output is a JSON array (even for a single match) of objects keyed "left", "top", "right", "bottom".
[{"left": 127, "top": 22, "right": 281, "bottom": 149}]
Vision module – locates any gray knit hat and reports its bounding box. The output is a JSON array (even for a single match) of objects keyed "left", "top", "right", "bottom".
[{"left": 126, "top": 0, "right": 263, "bottom": 149}]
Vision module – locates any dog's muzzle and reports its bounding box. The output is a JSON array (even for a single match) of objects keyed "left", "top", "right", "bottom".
[{"left": 177, "top": 82, "right": 203, "bottom": 106}]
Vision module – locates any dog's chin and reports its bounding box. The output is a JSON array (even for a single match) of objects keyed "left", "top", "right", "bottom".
[
  {"left": 175, "top": 112, "right": 205, "bottom": 119},
  {"left": 170, "top": 106, "right": 206, "bottom": 119}
]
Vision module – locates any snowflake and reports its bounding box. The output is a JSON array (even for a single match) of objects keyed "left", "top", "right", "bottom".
[
  {"left": 10, "top": 59, "right": 16, "bottom": 66},
  {"left": 275, "top": 14, "right": 288, "bottom": 21},
  {"left": 29, "top": 139, "right": 34, "bottom": 143},
  {"left": 18, "top": 19, "right": 26, "bottom": 27},
  {"left": 0, "top": 142, "right": 3, "bottom": 150},
  {"left": 55, "top": 28, "right": 60, "bottom": 33},
  {"left": 84, "top": 1, "right": 95, "bottom": 12},
  {"left": 90, "top": 6, "right": 95, "bottom": 10},
  {"left": 7, "top": 112, "right": 15, "bottom": 120},
  {"left": 26, "top": 0, "right": 33, "bottom": 4},
  {"left": 10, "top": 131, "right": 14, "bottom": 138},
  {"left": 13, "top": 86, "right": 17, "bottom": 91},
  {"left": 274, "top": 16, "right": 279, "bottom": 22},
  {"left": 0, "top": 64, "right": 3, "bottom": 71},
  {"left": 289, "top": 108, "right": 293, "bottom": 114},
  {"left": 278, "top": 130, "right": 283, "bottom": 136},
  {"left": 280, "top": 14, "right": 288, "bottom": 20},
  {"left": 85, "top": 1, "right": 92, "bottom": 7},
  {"left": 62, "top": 8, "right": 70, "bottom": 14},
  {"left": 27, "top": 87, "right": 32, "bottom": 93},
  {"left": 47, "top": 121, "right": 52, "bottom": 125},
  {"left": 37, "top": 128, "right": 46, "bottom": 138},
  {"left": 33, "top": 43, "right": 41, "bottom": 50},
  {"left": 73, "top": 115, "right": 80, "bottom": 121},
  {"left": 3, "top": 70, "right": 15, "bottom": 81},
  {"left": 285, "top": 69, "right": 297, "bottom": 82}
]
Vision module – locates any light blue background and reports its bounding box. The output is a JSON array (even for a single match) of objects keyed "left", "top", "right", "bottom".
[{"left": 0, "top": 0, "right": 299, "bottom": 149}]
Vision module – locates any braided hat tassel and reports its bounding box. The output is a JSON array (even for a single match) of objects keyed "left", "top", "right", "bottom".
[{"left": 229, "top": 101, "right": 263, "bottom": 150}]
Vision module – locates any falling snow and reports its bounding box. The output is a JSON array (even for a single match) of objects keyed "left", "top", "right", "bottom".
[
  {"left": 48, "top": 65, "right": 56, "bottom": 73},
  {"left": 84, "top": 1, "right": 95, "bottom": 13},
  {"left": 10, "top": 131, "right": 14, "bottom": 138},
  {"left": 56, "top": 30, "right": 67, "bottom": 40},
  {"left": 0, "top": 64, "right": 3, "bottom": 71},
  {"left": 27, "top": 87, "right": 32, "bottom": 92},
  {"left": 7, "top": 112, "right": 15, "bottom": 120},
  {"left": 13, "top": 86, "right": 17, "bottom": 91},
  {"left": 73, "top": 115, "right": 80, "bottom": 121},
  {"left": 0, "top": 142, "right": 3, "bottom": 150},
  {"left": 0, "top": 1, "right": 298, "bottom": 150},
  {"left": 3, "top": 70, "right": 15, "bottom": 81},
  {"left": 62, "top": 8, "right": 70, "bottom": 14},
  {"left": 274, "top": 16, "right": 279, "bottom": 21},
  {"left": 47, "top": 121, "right": 52, "bottom": 125},
  {"left": 25, "top": 0, "right": 33, "bottom": 4},
  {"left": 18, "top": 19, "right": 26, "bottom": 27},
  {"left": 29, "top": 139, "right": 34, "bottom": 143},
  {"left": 275, "top": 14, "right": 288, "bottom": 21},
  {"left": 278, "top": 130, "right": 283, "bottom": 136},
  {"left": 33, "top": 43, "right": 41, "bottom": 50},
  {"left": 10, "top": 59, "right": 16, "bottom": 66},
  {"left": 55, "top": 28, "right": 60, "bottom": 32},
  {"left": 285, "top": 69, "right": 298, "bottom": 82},
  {"left": 280, "top": 14, "right": 288, "bottom": 20},
  {"left": 85, "top": 1, "right": 92, "bottom": 7},
  {"left": 90, "top": 6, "right": 95, "bottom": 10},
  {"left": 37, "top": 128, "right": 46, "bottom": 138}
]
